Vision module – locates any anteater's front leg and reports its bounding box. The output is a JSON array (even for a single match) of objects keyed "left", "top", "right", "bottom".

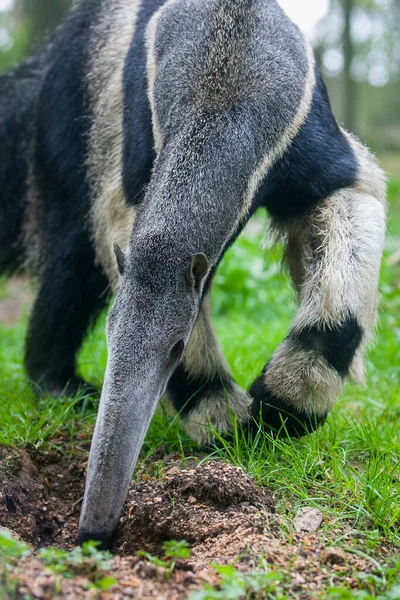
[
  {"left": 249, "top": 148, "right": 386, "bottom": 436},
  {"left": 168, "top": 290, "right": 252, "bottom": 445},
  {"left": 25, "top": 228, "right": 108, "bottom": 397}
]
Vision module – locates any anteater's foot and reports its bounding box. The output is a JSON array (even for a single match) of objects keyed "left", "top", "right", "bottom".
[
  {"left": 31, "top": 374, "right": 99, "bottom": 401},
  {"left": 246, "top": 375, "right": 327, "bottom": 439},
  {"left": 182, "top": 381, "right": 252, "bottom": 446}
]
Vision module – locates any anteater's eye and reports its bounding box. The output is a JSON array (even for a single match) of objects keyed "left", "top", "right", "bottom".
[{"left": 170, "top": 340, "right": 185, "bottom": 361}]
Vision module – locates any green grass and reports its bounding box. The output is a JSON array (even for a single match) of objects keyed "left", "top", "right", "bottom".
[
  {"left": 388, "top": 179, "right": 400, "bottom": 234},
  {"left": 0, "top": 181, "right": 399, "bottom": 597}
]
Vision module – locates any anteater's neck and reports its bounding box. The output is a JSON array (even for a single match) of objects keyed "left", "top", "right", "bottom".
[{"left": 133, "top": 116, "right": 258, "bottom": 271}]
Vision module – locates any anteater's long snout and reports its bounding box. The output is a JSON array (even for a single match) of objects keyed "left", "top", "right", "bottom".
[{"left": 78, "top": 368, "right": 162, "bottom": 548}]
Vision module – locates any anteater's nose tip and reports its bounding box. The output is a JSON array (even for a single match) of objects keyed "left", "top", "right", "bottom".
[{"left": 77, "top": 528, "right": 114, "bottom": 550}]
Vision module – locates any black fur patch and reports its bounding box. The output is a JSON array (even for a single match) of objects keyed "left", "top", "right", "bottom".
[
  {"left": 24, "top": 229, "right": 109, "bottom": 391},
  {"left": 259, "top": 67, "right": 359, "bottom": 220},
  {"left": 168, "top": 363, "right": 233, "bottom": 417},
  {"left": 247, "top": 375, "right": 327, "bottom": 438},
  {"left": 34, "top": 0, "right": 103, "bottom": 212},
  {"left": 292, "top": 315, "right": 363, "bottom": 377},
  {"left": 0, "top": 57, "right": 44, "bottom": 274},
  {"left": 23, "top": 1, "right": 110, "bottom": 391},
  {"left": 122, "top": 0, "right": 163, "bottom": 204}
]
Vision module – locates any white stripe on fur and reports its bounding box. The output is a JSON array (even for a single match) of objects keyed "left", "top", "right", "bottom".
[
  {"left": 239, "top": 39, "right": 316, "bottom": 223},
  {"left": 265, "top": 338, "right": 344, "bottom": 415},
  {"left": 87, "top": 0, "right": 141, "bottom": 291},
  {"left": 145, "top": 7, "right": 165, "bottom": 154}
]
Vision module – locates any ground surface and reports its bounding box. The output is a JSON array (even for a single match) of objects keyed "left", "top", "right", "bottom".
[
  {"left": 0, "top": 175, "right": 399, "bottom": 599},
  {"left": 1, "top": 448, "right": 397, "bottom": 600}
]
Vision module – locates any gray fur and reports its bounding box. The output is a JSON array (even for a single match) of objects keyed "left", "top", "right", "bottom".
[{"left": 80, "top": 0, "right": 315, "bottom": 542}]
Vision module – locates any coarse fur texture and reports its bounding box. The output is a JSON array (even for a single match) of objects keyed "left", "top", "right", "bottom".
[
  {"left": 168, "top": 292, "right": 252, "bottom": 444},
  {"left": 87, "top": 0, "right": 142, "bottom": 290},
  {"left": 0, "top": 0, "right": 387, "bottom": 545},
  {"left": 183, "top": 293, "right": 231, "bottom": 382},
  {"left": 0, "top": 55, "right": 46, "bottom": 275}
]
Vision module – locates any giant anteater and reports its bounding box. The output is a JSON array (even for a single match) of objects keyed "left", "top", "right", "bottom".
[{"left": 0, "top": 0, "right": 387, "bottom": 546}]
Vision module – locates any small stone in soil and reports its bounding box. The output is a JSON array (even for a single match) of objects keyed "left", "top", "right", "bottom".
[{"left": 293, "top": 508, "right": 324, "bottom": 533}]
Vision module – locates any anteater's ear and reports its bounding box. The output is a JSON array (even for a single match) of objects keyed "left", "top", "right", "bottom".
[
  {"left": 114, "top": 243, "right": 126, "bottom": 276},
  {"left": 187, "top": 253, "right": 210, "bottom": 293}
]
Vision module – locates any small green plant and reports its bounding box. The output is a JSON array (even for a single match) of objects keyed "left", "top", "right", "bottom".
[
  {"left": 137, "top": 550, "right": 170, "bottom": 568},
  {"left": 137, "top": 539, "right": 191, "bottom": 579},
  {"left": 189, "top": 563, "right": 282, "bottom": 600},
  {"left": 0, "top": 529, "right": 31, "bottom": 561},
  {"left": 327, "top": 558, "right": 400, "bottom": 600},
  {"left": 0, "top": 532, "right": 116, "bottom": 596},
  {"left": 328, "top": 586, "right": 400, "bottom": 600},
  {"left": 163, "top": 539, "right": 191, "bottom": 560},
  {"left": 38, "top": 541, "right": 116, "bottom": 591},
  {"left": 0, "top": 529, "right": 32, "bottom": 600}
]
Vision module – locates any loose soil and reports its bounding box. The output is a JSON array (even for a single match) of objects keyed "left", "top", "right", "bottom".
[
  {"left": 116, "top": 461, "right": 275, "bottom": 556},
  {"left": 0, "top": 446, "right": 84, "bottom": 549},
  {"left": 1, "top": 447, "right": 395, "bottom": 599}
]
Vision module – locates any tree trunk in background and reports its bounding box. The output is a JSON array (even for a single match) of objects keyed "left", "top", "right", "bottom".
[
  {"left": 343, "top": 0, "right": 357, "bottom": 132},
  {"left": 16, "top": 0, "right": 72, "bottom": 51}
]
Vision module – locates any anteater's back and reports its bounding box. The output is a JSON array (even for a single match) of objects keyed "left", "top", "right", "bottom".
[
  {"left": 0, "top": 0, "right": 106, "bottom": 276},
  {"left": 0, "top": 55, "right": 46, "bottom": 273}
]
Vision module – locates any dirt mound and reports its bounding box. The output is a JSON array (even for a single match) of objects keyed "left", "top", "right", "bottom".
[
  {"left": 165, "top": 462, "right": 270, "bottom": 507},
  {"left": 115, "top": 462, "right": 275, "bottom": 555},
  {"left": 0, "top": 448, "right": 274, "bottom": 557}
]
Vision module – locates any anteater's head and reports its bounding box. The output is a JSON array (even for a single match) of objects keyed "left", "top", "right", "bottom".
[{"left": 78, "top": 229, "right": 210, "bottom": 548}]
